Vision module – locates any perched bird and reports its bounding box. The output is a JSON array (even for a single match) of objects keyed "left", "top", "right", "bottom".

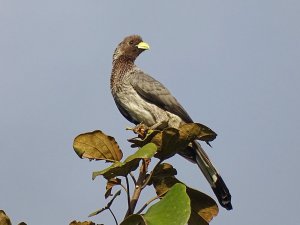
[{"left": 110, "top": 35, "right": 232, "bottom": 210}]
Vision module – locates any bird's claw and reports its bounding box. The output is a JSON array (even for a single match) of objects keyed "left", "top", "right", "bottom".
[{"left": 127, "top": 123, "right": 150, "bottom": 139}]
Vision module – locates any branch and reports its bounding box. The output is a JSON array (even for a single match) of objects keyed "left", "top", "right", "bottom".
[
  {"left": 124, "top": 159, "right": 149, "bottom": 218},
  {"left": 125, "top": 176, "right": 131, "bottom": 214},
  {"left": 129, "top": 172, "right": 137, "bottom": 185},
  {"left": 108, "top": 208, "right": 118, "bottom": 225}
]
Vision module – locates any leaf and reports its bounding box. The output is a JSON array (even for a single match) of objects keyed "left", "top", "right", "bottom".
[
  {"left": 182, "top": 123, "right": 217, "bottom": 143},
  {"left": 106, "top": 189, "right": 121, "bottom": 208},
  {"left": 105, "top": 178, "right": 121, "bottom": 198},
  {"left": 73, "top": 130, "right": 123, "bottom": 161},
  {"left": 152, "top": 163, "right": 178, "bottom": 179},
  {"left": 130, "top": 128, "right": 186, "bottom": 160},
  {"left": 69, "top": 221, "right": 96, "bottom": 225},
  {"left": 120, "top": 214, "right": 146, "bottom": 225},
  {"left": 151, "top": 163, "right": 219, "bottom": 224},
  {"left": 128, "top": 123, "right": 216, "bottom": 160},
  {"left": 92, "top": 143, "right": 157, "bottom": 180},
  {"left": 143, "top": 183, "right": 191, "bottom": 225},
  {"left": 89, "top": 190, "right": 121, "bottom": 217},
  {"left": 88, "top": 208, "right": 106, "bottom": 218},
  {"left": 0, "top": 210, "right": 12, "bottom": 225},
  {"left": 128, "top": 130, "right": 160, "bottom": 148},
  {"left": 154, "top": 128, "right": 181, "bottom": 159},
  {"left": 187, "top": 187, "right": 218, "bottom": 224},
  {"left": 188, "top": 211, "right": 208, "bottom": 225}
]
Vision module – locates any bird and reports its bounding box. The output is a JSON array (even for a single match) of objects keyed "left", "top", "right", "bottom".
[{"left": 110, "top": 35, "right": 232, "bottom": 210}]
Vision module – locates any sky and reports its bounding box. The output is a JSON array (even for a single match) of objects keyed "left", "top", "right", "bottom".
[{"left": 1, "top": 0, "right": 300, "bottom": 224}]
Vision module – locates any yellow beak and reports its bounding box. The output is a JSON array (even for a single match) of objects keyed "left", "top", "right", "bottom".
[{"left": 137, "top": 41, "right": 150, "bottom": 50}]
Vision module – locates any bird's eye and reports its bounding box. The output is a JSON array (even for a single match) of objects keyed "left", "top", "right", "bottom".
[{"left": 129, "top": 41, "right": 134, "bottom": 45}]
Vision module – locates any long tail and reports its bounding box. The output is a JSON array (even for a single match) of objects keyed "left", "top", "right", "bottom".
[{"left": 192, "top": 141, "right": 232, "bottom": 210}]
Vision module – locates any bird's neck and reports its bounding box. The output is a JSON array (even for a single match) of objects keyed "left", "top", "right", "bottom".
[{"left": 111, "top": 56, "right": 135, "bottom": 89}]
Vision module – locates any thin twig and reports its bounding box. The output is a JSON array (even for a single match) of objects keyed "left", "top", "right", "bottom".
[
  {"left": 129, "top": 172, "right": 137, "bottom": 185},
  {"left": 141, "top": 159, "right": 163, "bottom": 189},
  {"left": 120, "top": 183, "right": 127, "bottom": 192},
  {"left": 136, "top": 188, "right": 169, "bottom": 214},
  {"left": 125, "top": 176, "right": 131, "bottom": 214},
  {"left": 136, "top": 195, "right": 160, "bottom": 214},
  {"left": 108, "top": 208, "right": 118, "bottom": 225}
]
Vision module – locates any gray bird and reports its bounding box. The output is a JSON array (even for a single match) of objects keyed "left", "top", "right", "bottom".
[{"left": 110, "top": 35, "right": 232, "bottom": 210}]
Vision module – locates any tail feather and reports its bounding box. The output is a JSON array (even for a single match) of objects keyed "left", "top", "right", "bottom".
[
  {"left": 193, "top": 141, "right": 232, "bottom": 210},
  {"left": 212, "top": 174, "right": 232, "bottom": 210}
]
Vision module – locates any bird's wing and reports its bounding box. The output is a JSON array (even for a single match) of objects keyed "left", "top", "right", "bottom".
[
  {"left": 113, "top": 95, "right": 140, "bottom": 125},
  {"left": 130, "top": 70, "right": 193, "bottom": 123}
]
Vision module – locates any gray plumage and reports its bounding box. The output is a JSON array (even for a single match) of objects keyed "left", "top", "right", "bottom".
[{"left": 110, "top": 35, "right": 232, "bottom": 210}]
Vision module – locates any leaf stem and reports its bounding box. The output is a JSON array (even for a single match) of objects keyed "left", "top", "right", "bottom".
[
  {"left": 141, "top": 159, "right": 163, "bottom": 189},
  {"left": 120, "top": 183, "right": 127, "bottom": 192},
  {"left": 136, "top": 195, "right": 160, "bottom": 214}
]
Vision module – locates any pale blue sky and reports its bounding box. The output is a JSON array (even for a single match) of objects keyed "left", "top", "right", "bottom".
[{"left": 1, "top": 0, "right": 300, "bottom": 224}]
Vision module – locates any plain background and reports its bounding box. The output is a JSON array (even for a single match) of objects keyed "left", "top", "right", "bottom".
[{"left": 1, "top": 0, "right": 300, "bottom": 224}]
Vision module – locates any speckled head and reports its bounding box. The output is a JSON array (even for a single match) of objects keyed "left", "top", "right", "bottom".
[{"left": 113, "top": 35, "right": 150, "bottom": 62}]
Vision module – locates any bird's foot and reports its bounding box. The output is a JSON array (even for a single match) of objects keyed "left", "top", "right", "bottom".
[
  {"left": 127, "top": 123, "right": 150, "bottom": 139},
  {"left": 126, "top": 120, "right": 168, "bottom": 139}
]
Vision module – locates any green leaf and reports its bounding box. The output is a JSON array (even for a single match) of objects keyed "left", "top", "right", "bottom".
[
  {"left": 120, "top": 214, "right": 146, "bottom": 225},
  {"left": 73, "top": 130, "right": 123, "bottom": 161},
  {"left": 92, "top": 143, "right": 157, "bottom": 180},
  {"left": 143, "top": 183, "right": 190, "bottom": 225},
  {"left": 151, "top": 163, "right": 219, "bottom": 224}
]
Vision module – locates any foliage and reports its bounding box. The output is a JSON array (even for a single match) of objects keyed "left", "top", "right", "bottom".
[
  {"left": 0, "top": 210, "right": 26, "bottom": 225},
  {"left": 72, "top": 123, "right": 218, "bottom": 225}
]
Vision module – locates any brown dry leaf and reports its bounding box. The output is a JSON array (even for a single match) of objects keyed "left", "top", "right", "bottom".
[
  {"left": 0, "top": 210, "right": 12, "bottom": 225},
  {"left": 154, "top": 128, "right": 181, "bottom": 159},
  {"left": 152, "top": 163, "right": 178, "bottom": 179},
  {"left": 128, "top": 129, "right": 160, "bottom": 148},
  {"left": 187, "top": 187, "right": 219, "bottom": 224},
  {"left": 128, "top": 123, "right": 216, "bottom": 161},
  {"left": 69, "top": 221, "right": 96, "bottom": 225},
  {"left": 188, "top": 211, "right": 208, "bottom": 225},
  {"left": 73, "top": 130, "right": 123, "bottom": 161},
  {"left": 181, "top": 123, "right": 217, "bottom": 143},
  {"left": 105, "top": 178, "right": 121, "bottom": 198}
]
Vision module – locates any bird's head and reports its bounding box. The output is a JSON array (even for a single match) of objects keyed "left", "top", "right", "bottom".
[{"left": 113, "top": 35, "right": 150, "bottom": 62}]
